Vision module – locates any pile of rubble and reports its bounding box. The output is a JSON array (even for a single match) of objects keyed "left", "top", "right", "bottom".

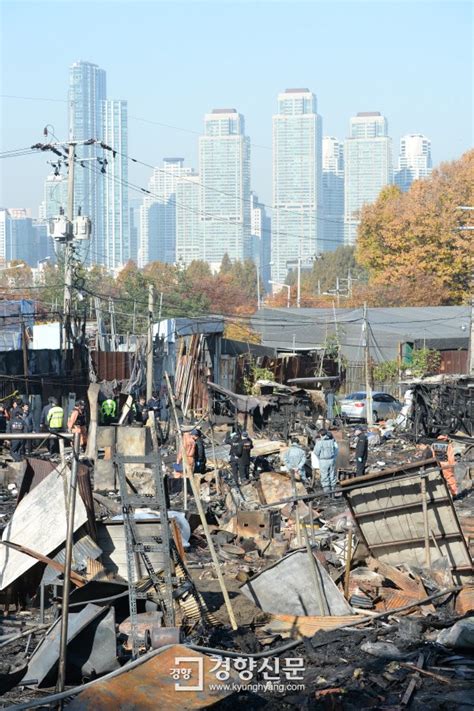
[{"left": 0, "top": 410, "right": 472, "bottom": 710}]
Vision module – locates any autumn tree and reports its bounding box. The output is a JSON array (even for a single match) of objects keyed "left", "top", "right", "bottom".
[{"left": 356, "top": 150, "right": 474, "bottom": 304}]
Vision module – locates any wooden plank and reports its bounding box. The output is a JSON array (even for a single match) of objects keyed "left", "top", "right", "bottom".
[{"left": 0, "top": 467, "right": 88, "bottom": 590}]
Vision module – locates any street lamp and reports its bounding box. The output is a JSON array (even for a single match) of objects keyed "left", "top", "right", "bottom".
[
  {"left": 257, "top": 261, "right": 273, "bottom": 310},
  {"left": 0, "top": 263, "right": 25, "bottom": 272},
  {"left": 269, "top": 280, "right": 291, "bottom": 309}
]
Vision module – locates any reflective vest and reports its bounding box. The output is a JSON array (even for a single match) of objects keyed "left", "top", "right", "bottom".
[
  {"left": 101, "top": 399, "right": 116, "bottom": 417},
  {"left": 47, "top": 405, "right": 64, "bottom": 429}
]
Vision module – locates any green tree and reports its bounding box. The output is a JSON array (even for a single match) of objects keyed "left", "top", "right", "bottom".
[{"left": 220, "top": 253, "right": 232, "bottom": 274}]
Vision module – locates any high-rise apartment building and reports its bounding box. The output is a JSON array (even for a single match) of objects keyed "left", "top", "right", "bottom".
[
  {"left": 0, "top": 209, "right": 12, "bottom": 264},
  {"left": 68, "top": 60, "right": 106, "bottom": 263},
  {"left": 250, "top": 192, "right": 271, "bottom": 289},
  {"left": 39, "top": 174, "right": 68, "bottom": 220},
  {"left": 102, "top": 99, "right": 129, "bottom": 268},
  {"left": 199, "top": 109, "right": 251, "bottom": 268},
  {"left": 0, "top": 208, "right": 39, "bottom": 266},
  {"left": 272, "top": 89, "right": 322, "bottom": 284},
  {"left": 344, "top": 112, "right": 392, "bottom": 244},
  {"left": 175, "top": 172, "right": 201, "bottom": 266},
  {"left": 139, "top": 158, "right": 192, "bottom": 266},
  {"left": 395, "top": 134, "right": 432, "bottom": 192},
  {"left": 322, "top": 137, "right": 344, "bottom": 250}
]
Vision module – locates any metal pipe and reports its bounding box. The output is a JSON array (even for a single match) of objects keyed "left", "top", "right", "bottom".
[
  {"left": 56, "top": 431, "right": 80, "bottom": 695},
  {"left": 0, "top": 433, "right": 73, "bottom": 440}
]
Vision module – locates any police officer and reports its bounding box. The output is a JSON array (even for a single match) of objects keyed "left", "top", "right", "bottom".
[
  {"left": 22, "top": 403, "right": 34, "bottom": 456},
  {"left": 354, "top": 428, "right": 369, "bottom": 477},
  {"left": 7, "top": 409, "right": 26, "bottom": 461},
  {"left": 228, "top": 431, "right": 241, "bottom": 485},
  {"left": 146, "top": 392, "right": 161, "bottom": 420},
  {"left": 40, "top": 396, "right": 55, "bottom": 431},
  {"left": 46, "top": 398, "right": 64, "bottom": 454},
  {"left": 193, "top": 429, "right": 207, "bottom": 474},
  {"left": 238, "top": 431, "right": 253, "bottom": 482}
]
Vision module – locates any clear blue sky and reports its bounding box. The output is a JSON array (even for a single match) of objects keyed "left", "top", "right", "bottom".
[{"left": 1, "top": 0, "right": 472, "bottom": 214}]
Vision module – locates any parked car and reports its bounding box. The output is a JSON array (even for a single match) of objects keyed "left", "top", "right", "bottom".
[{"left": 339, "top": 391, "right": 402, "bottom": 422}]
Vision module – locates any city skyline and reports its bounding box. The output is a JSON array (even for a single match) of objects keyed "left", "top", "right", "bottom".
[{"left": 1, "top": 2, "right": 471, "bottom": 212}]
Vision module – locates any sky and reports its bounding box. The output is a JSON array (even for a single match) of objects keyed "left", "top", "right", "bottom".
[{"left": 1, "top": 0, "right": 472, "bottom": 214}]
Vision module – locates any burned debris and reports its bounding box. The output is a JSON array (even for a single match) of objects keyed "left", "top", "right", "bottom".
[{"left": 0, "top": 324, "right": 472, "bottom": 710}]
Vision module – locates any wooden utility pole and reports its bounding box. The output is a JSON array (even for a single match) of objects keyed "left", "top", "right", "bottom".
[
  {"left": 164, "top": 372, "right": 238, "bottom": 630},
  {"left": 364, "top": 303, "right": 374, "bottom": 425},
  {"left": 146, "top": 284, "right": 154, "bottom": 401}
]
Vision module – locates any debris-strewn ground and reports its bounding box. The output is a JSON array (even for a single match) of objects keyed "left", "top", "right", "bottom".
[{"left": 0, "top": 421, "right": 472, "bottom": 710}]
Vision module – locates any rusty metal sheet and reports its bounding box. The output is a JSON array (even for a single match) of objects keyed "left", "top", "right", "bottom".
[
  {"left": 455, "top": 586, "right": 474, "bottom": 615},
  {"left": 17, "top": 457, "right": 55, "bottom": 502},
  {"left": 263, "top": 614, "right": 365, "bottom": 638},
  {"left": 67, "top": 644, "right": 238, "bottom": 710},
  {"left": 91, "top": 350, "right": 130, "bottom": 382},
  {"left": 374, "top": 588, "right": 435, "bottom": 615}
]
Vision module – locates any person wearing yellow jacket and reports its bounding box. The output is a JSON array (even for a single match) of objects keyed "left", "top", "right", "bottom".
[{"left": 46, "top": 398, "right": 64, "bottom": 454}]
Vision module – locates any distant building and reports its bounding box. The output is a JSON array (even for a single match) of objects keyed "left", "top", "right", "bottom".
[
  {"left": 39, "top": 173, "right": 68, "bottom": 221},
  {"left": 0, "top": 209, "right": 38, "bottom": 266},
  {"left": 139, "top": 158, "right": 193, "bottom": 265},
  {"left": 102, "top": 99, "right": 129, "bottom": 269},
  {"left": 129, "top": 198, "right": 141, "bottom": 263},
  {"left": 272, "top": 88, "right": 323, "bottom": 285},
  {"left": 322, "top": 137, "right": 344, "bottom": 250},
  {"left": 69, "top": 60, "right": 107, "bottom": 264},
  {"left": 0, "top": 209, "right": 12, "bottom": 264},
  {"left": 199, "top": 109, "right": 251, "bottom": 268},
  {"left": 395, "top": 134, "right": 432, "bottom": 192},
  {"left": 344, "top": 112, "right": 392, "bottom": 245},
  {"left": 32, "top": 220, "right": 55, "bottom": 264},
  {"left": 175, "top": 172, "right": 201, "bottom": 266},
  {"left": 250, "top": 192, "right": 271, "bottom": 289}
]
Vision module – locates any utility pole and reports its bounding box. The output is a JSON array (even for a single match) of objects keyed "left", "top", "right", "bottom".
[
  {"left": 457, "top": 207, "right": 474, "bottom": 375},
  {"left": 146, "top": 284, "right": 154, "bottom": 401},
  {"left": 297, "top": 256, "right": 301, "bottom": 309},
  {"left": 256, "top": 265, "right": 261, "bottom": 310},
  {"left": 63, "top": 142, "right": 76, "bottom": 351},
  {"left": 364, "top": 302, "right": 374, "bottom": 425},
  {"left": 468, "top": 272, "right": 474, "bottom": 376}
]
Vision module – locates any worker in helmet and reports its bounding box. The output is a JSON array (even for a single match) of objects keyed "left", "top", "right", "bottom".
[{"left": 46, "top": 398, "right": 64, "bottom": 454}]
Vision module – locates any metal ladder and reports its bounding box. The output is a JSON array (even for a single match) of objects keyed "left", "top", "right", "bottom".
[{"left": 115, "top": 451, "right": 175, "bottom": 658}]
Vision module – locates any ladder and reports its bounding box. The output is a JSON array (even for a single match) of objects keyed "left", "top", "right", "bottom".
[{"left": 114, "top": 451, "right": 175, "bottom": 658}]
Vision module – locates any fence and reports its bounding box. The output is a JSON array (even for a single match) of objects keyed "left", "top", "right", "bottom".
[{"left": 343, "top": 362, "right": 401, "bottom": 398}]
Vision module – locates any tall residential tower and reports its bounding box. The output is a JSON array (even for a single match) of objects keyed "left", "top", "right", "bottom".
[
  {"left": 199, "top": 109, "right": 251, "bottom": 268},
  {"left": 344, "top": 112, "right": 392, "bottom": 244},
  {"left": 68, "top": 60, "right": 106, "bottom": 263},
  {"left": 395, "top": 134, "right": 432, "bottom": 192},
  {"left": 102, "top": 99, "right": 129, "bottom": 269},
  {"left": 272, "top": 88, "right": 322, "bottom": 284},
  {"left": 139, "top": 158, "right": 193, "bottom": 265},
  {"left": 322, "top": 137, "right": 344, "bottom": 250}
]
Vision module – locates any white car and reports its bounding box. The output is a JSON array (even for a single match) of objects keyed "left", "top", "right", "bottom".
[{"left": 339, "top": 391, "right": 403, "bottom": 422}]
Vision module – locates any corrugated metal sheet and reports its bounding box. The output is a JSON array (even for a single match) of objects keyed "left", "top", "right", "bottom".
[
  {"left": 41, "top": 532, "right": 103, "bottom": 584},
  {"left": 341, "top": 462, "right": 473, "bottom": 580},
  {"left": 91, "top": 351, "right": 130, "bottom": 381}
]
